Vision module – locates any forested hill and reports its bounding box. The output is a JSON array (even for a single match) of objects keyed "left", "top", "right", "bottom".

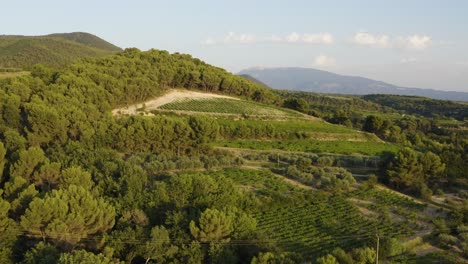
[
  {"left": 0, "top": 46, "right": 467, "bottom": 263},
  {"left": 0, "top": 47, "right": 278, "bottom": 147},
  {"left": 0, "top": 32, "right": 121, "bottom": 69},
  {"left": 57, "top": 48, "right": 279, "bottom": 109},
  {"left": 46, "top": 32, "right": 121, "bottom": 52},
  {"left": 362, "top": 94, "right": 468, "bottom": 121}
]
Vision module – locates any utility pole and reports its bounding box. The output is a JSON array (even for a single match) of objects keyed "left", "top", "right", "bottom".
[{"left": 376, "top": 234, "right": 380, "bottom": 264}]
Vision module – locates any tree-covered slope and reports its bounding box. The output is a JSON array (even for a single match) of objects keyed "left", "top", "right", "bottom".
[
  {"left": 58, "top": 48, "right": 279, "bottom": 109},
  {"left": 362, "top": 94, "right": 468, "bottom": 120},
  {"left": 46, "top": 32, "right": 121, "bottom": 52},
  {"left": 0, "top": 47, "right": 466, "bottom": 263},
  {"left": 0, "top": 32, "right": 121, "bottom": 68}
]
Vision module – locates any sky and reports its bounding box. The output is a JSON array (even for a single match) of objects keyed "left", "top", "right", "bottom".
[{"left": 2, "top": 0, "right": 468, "bottom": 92}]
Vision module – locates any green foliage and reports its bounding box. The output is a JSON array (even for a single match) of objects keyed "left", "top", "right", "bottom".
[
  {"left": 23, "top": 242, "right": 60, "bottom": 264},
  {"left": 188, "top": 115, "right": 219, "bottom": 145},
  {"left": 218, "top": 139, "right": 398, "bottom": 156},
  {"left": 283, "top": 98, "right": 310, "bottom": 113},
  {"left": 58, "top": 249, "right": 116, "bottom": 264},
  {"left": 0, "top": 142, "right": 5, "bottom": 182},
  {"left": 386, "top": 148, "right": 423, "bottom": 189},
  {"left": 250, "top": 252, "right": 297, "bottom": 264},
  {"left": 0, "top": 197, "right": 19, "bottom": 264},
  {"left": 20, "top": 185, "right": 115, "bottom": 246},
  {"left": 250, "top": 252, "right": 276, "bottom": 264},
  {"left": 59, "top": 166, "right": 94, "bottom": 190},
  {"left": 190, "top": 208, "right": 234, "bottom": 242},
  {"left": 420, "top": 151, "right": 445, "bottom": 181},
  {"left": 352, "top": 247, "right": 376, "bottom": 264},
  {"left": 143, "top": 226, "right": 178, "bottom": 263},
  {"left": 47, "top": 32, "right": 122, "bottom": 52},
  {"left": 363, "top": 115, "right": 384, "bottom": 133},
  {"left": 363, "top": 94, "right": 468, "bottom": 121},
  {"left": 0, "top": 32, "right": 465, "bottom": 262},
  {"left": 10, "top": 147, "right": 46, "bottom": 179},
  {"left": 316, "top": 254, "right": 338, "bottom": 264},
  {"left": 385, "top": 148, "right": 446, "bottom": 196},
  {"left": 0, "top": 33, "right": 120, "bottom": 69}
]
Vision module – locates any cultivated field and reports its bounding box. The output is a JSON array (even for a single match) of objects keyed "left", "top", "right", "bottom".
[
  {"left": 112, "top": 90, "right": 239, "bottom": 115},
  {"left": 159, "top": 97, "right": 302, "bottom": 117},
  {"left": 198, "top": 168, "right": 431, "bottom": 259},
  {"left": 112, "top": 89, "right": 303, "bottom": 118}
]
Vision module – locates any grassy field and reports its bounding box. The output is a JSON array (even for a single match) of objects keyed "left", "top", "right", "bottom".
[
  {"left": 158, "top": 97, "right": 303, "bottom": 117},
  {"left": 198, "top": 168, "right": 425, "bottom": 259},
  {"left": 216, "top": 118, "right": 369, "bottom": 135},
  {"left": 216, "top": 139, "right": 399, "bottom": 156}
]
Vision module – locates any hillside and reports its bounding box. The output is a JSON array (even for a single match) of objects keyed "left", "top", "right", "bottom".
[
  {"left": 114, "top": 89, "right": 303, "bottom": 118},
  {"left": 47, "top": 32, "right": 121, "bottom": 52},
  {"left": 238, "top": 74, "right": 271, "bottom": 88},
  {"left": 0, "top": 48, "right": 466, "bottom": 263},
  {"left": 240, "top": 67, "right": 468, "bottom": 102},
  {"left": 362, "top": 94, "right": 468, "bottom": 120},
  {"left": 0, "top": 32, "right": 121, "bottom": 68}
]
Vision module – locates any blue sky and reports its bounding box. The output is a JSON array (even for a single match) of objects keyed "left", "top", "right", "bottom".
[{"left": 3, "top": 0, "right": 468, "bottom": 91}]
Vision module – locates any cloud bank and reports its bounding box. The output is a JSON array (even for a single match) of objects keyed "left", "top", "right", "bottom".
[
  {"left": 352, "top": 32, "right": 431, "bottom": 50},
  {"left": 353, "top": 32, "right": 390, "bottom": 48},
  {"left": 203, "top": 32, "right": 334, "bottom": 45}
]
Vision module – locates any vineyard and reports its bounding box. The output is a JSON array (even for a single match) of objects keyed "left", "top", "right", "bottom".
[
  {"left": 215, "top": 118, "right": 378, "bottom": 136},
  {"left": 157, "top": 97, "right": 302, "bottom": 117},
  {"left": 216, "top": 139, "right": 399, "bottom": 156},
  {"left": 199, "top": 169, "right": 427, "bottom": 259}
]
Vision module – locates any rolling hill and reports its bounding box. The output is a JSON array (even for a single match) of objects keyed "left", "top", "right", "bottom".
[
  {"left": 0, "top": 32, "right": 121, "bottom": 68},
  {"left": 0, "top": 41, "right": 466, "bottom": 263},
  {"left": 240, "top": 67, "right": 468, "bottom": 102}
]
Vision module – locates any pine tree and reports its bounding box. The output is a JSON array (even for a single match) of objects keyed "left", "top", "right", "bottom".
[{"left": 20, "top": 185, "right": 115, "bottom": 246}]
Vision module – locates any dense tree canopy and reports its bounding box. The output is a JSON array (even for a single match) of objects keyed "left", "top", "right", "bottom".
[{"left": 0, "top": 45, "right": 465, "bottom": 263}]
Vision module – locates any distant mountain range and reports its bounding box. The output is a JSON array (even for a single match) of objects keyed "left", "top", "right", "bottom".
[
  {"left": 0, "top": 32, "right": 121, "bottom": 68},
  {"left": 239, "top": 67, "right": 468, "bottom": 102}
]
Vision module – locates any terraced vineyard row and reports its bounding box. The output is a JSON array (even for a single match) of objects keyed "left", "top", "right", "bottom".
[
  {"left": 216, "top": 139, "right": 400, "bottom": 156},
  {"left": 351, "top": 188, "right": 426, "bottom": 211},
  {"left": 254, "top": 196, "right": 415, "bottom": 258},
  {"left": 206, "top": 169, "right": 421, "bottom": 259},
  {"left": 158, "top": 98, "right": 302, "bottom": 117}
]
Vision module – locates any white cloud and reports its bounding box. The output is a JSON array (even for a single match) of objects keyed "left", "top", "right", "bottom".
[
  {"left": 203, "top": 32, "right": 334, "bottom": 45},
  {"left": 303, "top": 33, "right": 334, "bottom": 44},
  {"left": 352, "top": 32, "right": 432, "bottom": 50},
  {"left": 353, "top": 32, "right": 390, "bottom": 48},
  {"left": 284, "top": 32, "right": 334, "bottom": 44},
  {"left": 397, "top": 35, "right": 431, "bottom": 50},
  {"left": 314, "top": 55, "right": 336, "bottom": 67},
  {"left": 285, "top": 32, "right": 300, "bottom": 43},
  {"left": 203, "top": 32, "right": 257, "bottom": 45}
]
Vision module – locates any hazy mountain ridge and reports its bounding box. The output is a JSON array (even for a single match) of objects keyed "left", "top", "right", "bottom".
[{"left": 239, "top": 67, "right": 468, "bottom": 102}]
